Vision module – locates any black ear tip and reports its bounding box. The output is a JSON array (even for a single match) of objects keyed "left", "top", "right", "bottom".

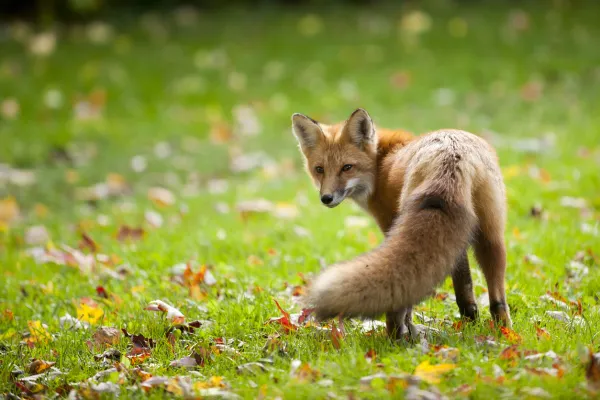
[{"left": 351, "top": 108, "right": 369, "bottom": 118}]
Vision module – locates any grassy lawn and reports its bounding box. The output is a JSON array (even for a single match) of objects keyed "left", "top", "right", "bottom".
[{"left": 2, "top": 1, "right": 600, "bottom": 398}]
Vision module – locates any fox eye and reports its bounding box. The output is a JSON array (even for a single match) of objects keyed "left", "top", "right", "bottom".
[
  {"left": 342, "top": 164, "right": 353, "bottom": 172},
  {"left": 315, "top": 166, "right": 324, "bottom": 174}
]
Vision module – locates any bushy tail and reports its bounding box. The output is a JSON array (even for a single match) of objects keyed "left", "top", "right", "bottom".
[{"left": 306, "top": 179, "right": 477, "bottom": 320}]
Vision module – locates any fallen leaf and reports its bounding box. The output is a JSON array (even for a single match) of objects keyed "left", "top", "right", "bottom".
[
  {"left": 344, "top": 215, "right": 370, "bottom": 228},
  {"left": 116, "top": 225, "right": 145, "bottom": 241},
  {"left": 79, "top": 233, "right": 98, "bottom": 252},
  {"left": 24, "top": 321, "right": 52, "bottom": 345},
  {"left": 365, "top": 349, "right": 377, "bottom": 363},
  {"left": 0, "top": 196, "right": 20, "bottom": 226},
  {"left": 170, "top": 352, "right": 207, "bottom": 368},
  {"left": 535, "top": 326, "right": 551, "bottom": 340},
  {"left": 96, "top": 285, "right": 108, "bottom": 298},
  {"left": 413, "top": 360, "right": 456, "bottom": 384},
  {"left": 92, "top": 326, "right": 121, "bottom": 347},
  {"left": 94, "top": 349, "right": 121, "bottom": 362},
  {"left": 141, "top": 376, "right": 170, "bottom": 390},
  {"left": 586, "top": 351, "right": 600, "bottom": 390},
  {"left": 290, "top": 360, "right": 320, "bottom": 382},
  {"left": 265, "top": 298, "right": 297, "bottom": 333},
  {"left": 145, "top": 300, "right": 185, "bottom": 324},
  {"left": 24, "top": 226, "right": 50, "bottom": 245},
  {"left": 236, "top": 199, "right": 273, "bottom": 219},
  {"left": 560, "top": 196, "right": 587, "bottom": 209},
  {"left": 145, "top": 210, "right": 164, "bottom": 228},
  {"left": 521, "top": 387, "right": 551, "bottom": 398},
  {"left": 26, "top": 359, "right": 55, "bottom": 374},
  {"left": 330, "top": 322, "right": 343, "bottom": 349},
  {"left": 524, "top": 351, "right": 560, "bottom": 362},
  {"left": 500, "top": 326, "right": 523, "bottom": 344},
  {"left": 210, "top": 121, "right": 233, "bottom": 143},
  {"left": 121, "top": 328, "right": 155, "bottom": 349},
  {"left": 237, "top": 362, "right": 267, "bottom": 375},
  {"left": 1, "top": 98, "right": 20, "bottom": 119},
  {"left": 432, "top": 345, "right": 460, "bottom": 362},
  {"left": 148, "top": 187, "right": 176, "bottom": 207},
  {"left": 59, "top": 313, "right": 89, "bottom": 330},
  {"left": 127, "top": 346, "right": 152, "bottom": 365},
  {"left": 76, "top": 302, "right": 103, "bottom": 324}
]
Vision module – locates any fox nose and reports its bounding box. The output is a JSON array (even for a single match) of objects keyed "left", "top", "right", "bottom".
[{"left": 321, "top": 194, "right": 333, "bottom": 205}]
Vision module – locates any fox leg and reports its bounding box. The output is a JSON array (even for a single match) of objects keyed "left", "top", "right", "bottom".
[
  {"left": 451, "top": 249, "right": 478, "bottom": 320},
  {"left": 386, "top": 308, "right": 416, "bottom": 340},
  {"left": 474, "top": 234, "right": 511, "bottom": 327},
  {"left": 473, "top": 177, "right": 512, "bottom": 328}
]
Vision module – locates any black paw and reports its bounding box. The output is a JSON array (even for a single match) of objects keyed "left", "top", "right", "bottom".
[{"left": 458, "top": 303, "right": 479, "bottom": 321}]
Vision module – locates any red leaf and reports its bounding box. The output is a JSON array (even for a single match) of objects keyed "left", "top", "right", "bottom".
[
  {"left": 273, "top": 298, "right": 290, "bottom": 320},
  {"left": 298, "top": 308, "right": 314, "bottom": 325},
  {"left": 265, "top": 298, "right": 297, "bottom": 333},
  {"left": 96, "top": 286, "right": 108, "bottom": 299},
  {"left": 330, "top": 322, "right": 343, "bottom": 349}
]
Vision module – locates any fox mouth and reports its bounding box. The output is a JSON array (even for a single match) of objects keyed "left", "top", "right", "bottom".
[{"left": 323, "top": 189, "right": 352, "bottom": 208}]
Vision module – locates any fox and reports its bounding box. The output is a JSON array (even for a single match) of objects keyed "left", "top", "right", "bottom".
[{"left": 291, "top": 108, "right": 512, "bottom": 338}]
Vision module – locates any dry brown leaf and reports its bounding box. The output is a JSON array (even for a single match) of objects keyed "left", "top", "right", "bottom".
[
  {"left": 587, "top": 351, "right": 600, "bottom": 390},
  {"left": 92, "top": 326, "right": 121, "bottom": 348}
]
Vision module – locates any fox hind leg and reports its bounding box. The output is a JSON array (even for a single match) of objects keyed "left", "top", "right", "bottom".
[
  {"left": 474, "top": 233, "right": 512, "bottom": 327},
  {"left": 386, "top": 308, "right": 417, "bottom": 340},
  {"left": 473, "top": 177, "right": 512, "bottom": 328},
  {"left": 452, "top": 249, "right": 478, "bottom": 321}
]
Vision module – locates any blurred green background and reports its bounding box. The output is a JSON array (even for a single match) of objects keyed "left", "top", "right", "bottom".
[{"left": 2, "top": 1, "right": 600, "bottom": 398}]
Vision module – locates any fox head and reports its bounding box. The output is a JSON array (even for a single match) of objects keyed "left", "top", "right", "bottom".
[{"left": 291, "top": 108, "right": 378, "bottom": 208}]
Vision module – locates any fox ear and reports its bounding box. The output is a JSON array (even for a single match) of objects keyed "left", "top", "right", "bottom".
[
  {"left": 345, "top": 108, "right": 376, "bottom": 148},
  {"left": 291, "top": 113, "right": 323, "bottom": 151}
]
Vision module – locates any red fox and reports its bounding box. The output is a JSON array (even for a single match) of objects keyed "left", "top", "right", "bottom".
[{"left": 291, "top": 108, "right": 511, "bottom": 338}]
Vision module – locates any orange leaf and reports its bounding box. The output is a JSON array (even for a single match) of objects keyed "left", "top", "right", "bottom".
[
  {"left": 365, "top": 349, "right": 377, "bottom": 363},
  {"left": 499, "top": 345, "right": 521, "bottom": 361},
  {"left": 500, "top": 326, "right": 522, "bottom": 344},
  {"left": 536, "top": 326, "right": 551, "bottom": 340}
]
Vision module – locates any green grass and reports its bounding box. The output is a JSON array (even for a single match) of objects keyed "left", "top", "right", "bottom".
[{"left": 2, "top": 1, "right": 600, "bottom": 398}]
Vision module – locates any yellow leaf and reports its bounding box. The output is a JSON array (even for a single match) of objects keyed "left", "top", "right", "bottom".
[
  {"left": 502, "top": 165, "right": 521, "bottom": 179},
  {"left": 131, "top": 285, "right": 146, "bottom": 294},
  {"left": 166, "top": 379, "right": 184, "bottom": 396},
  {"left": 76, "top": 303, "right": 104, "bottom": 324},
  {"left": 414, "top": 360, "right": 456, "bottom": 384},
  {"left": 27, "top": 321, "right": 52, "bottom": 344},
  {"left": 512, "top": 227, "right": 521, "bottom": 240},
  {"left": 194, "top": 376, "right": 226, "bottom": 390},
  {"left": 367, "top": 231, "right": 379, "bottom": 247},
  {"left": 34, "top": 203, "right": 49, "bottom": 218},
  {"left": 0, "top": 196, "right": 19, "bottom": 225}
]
